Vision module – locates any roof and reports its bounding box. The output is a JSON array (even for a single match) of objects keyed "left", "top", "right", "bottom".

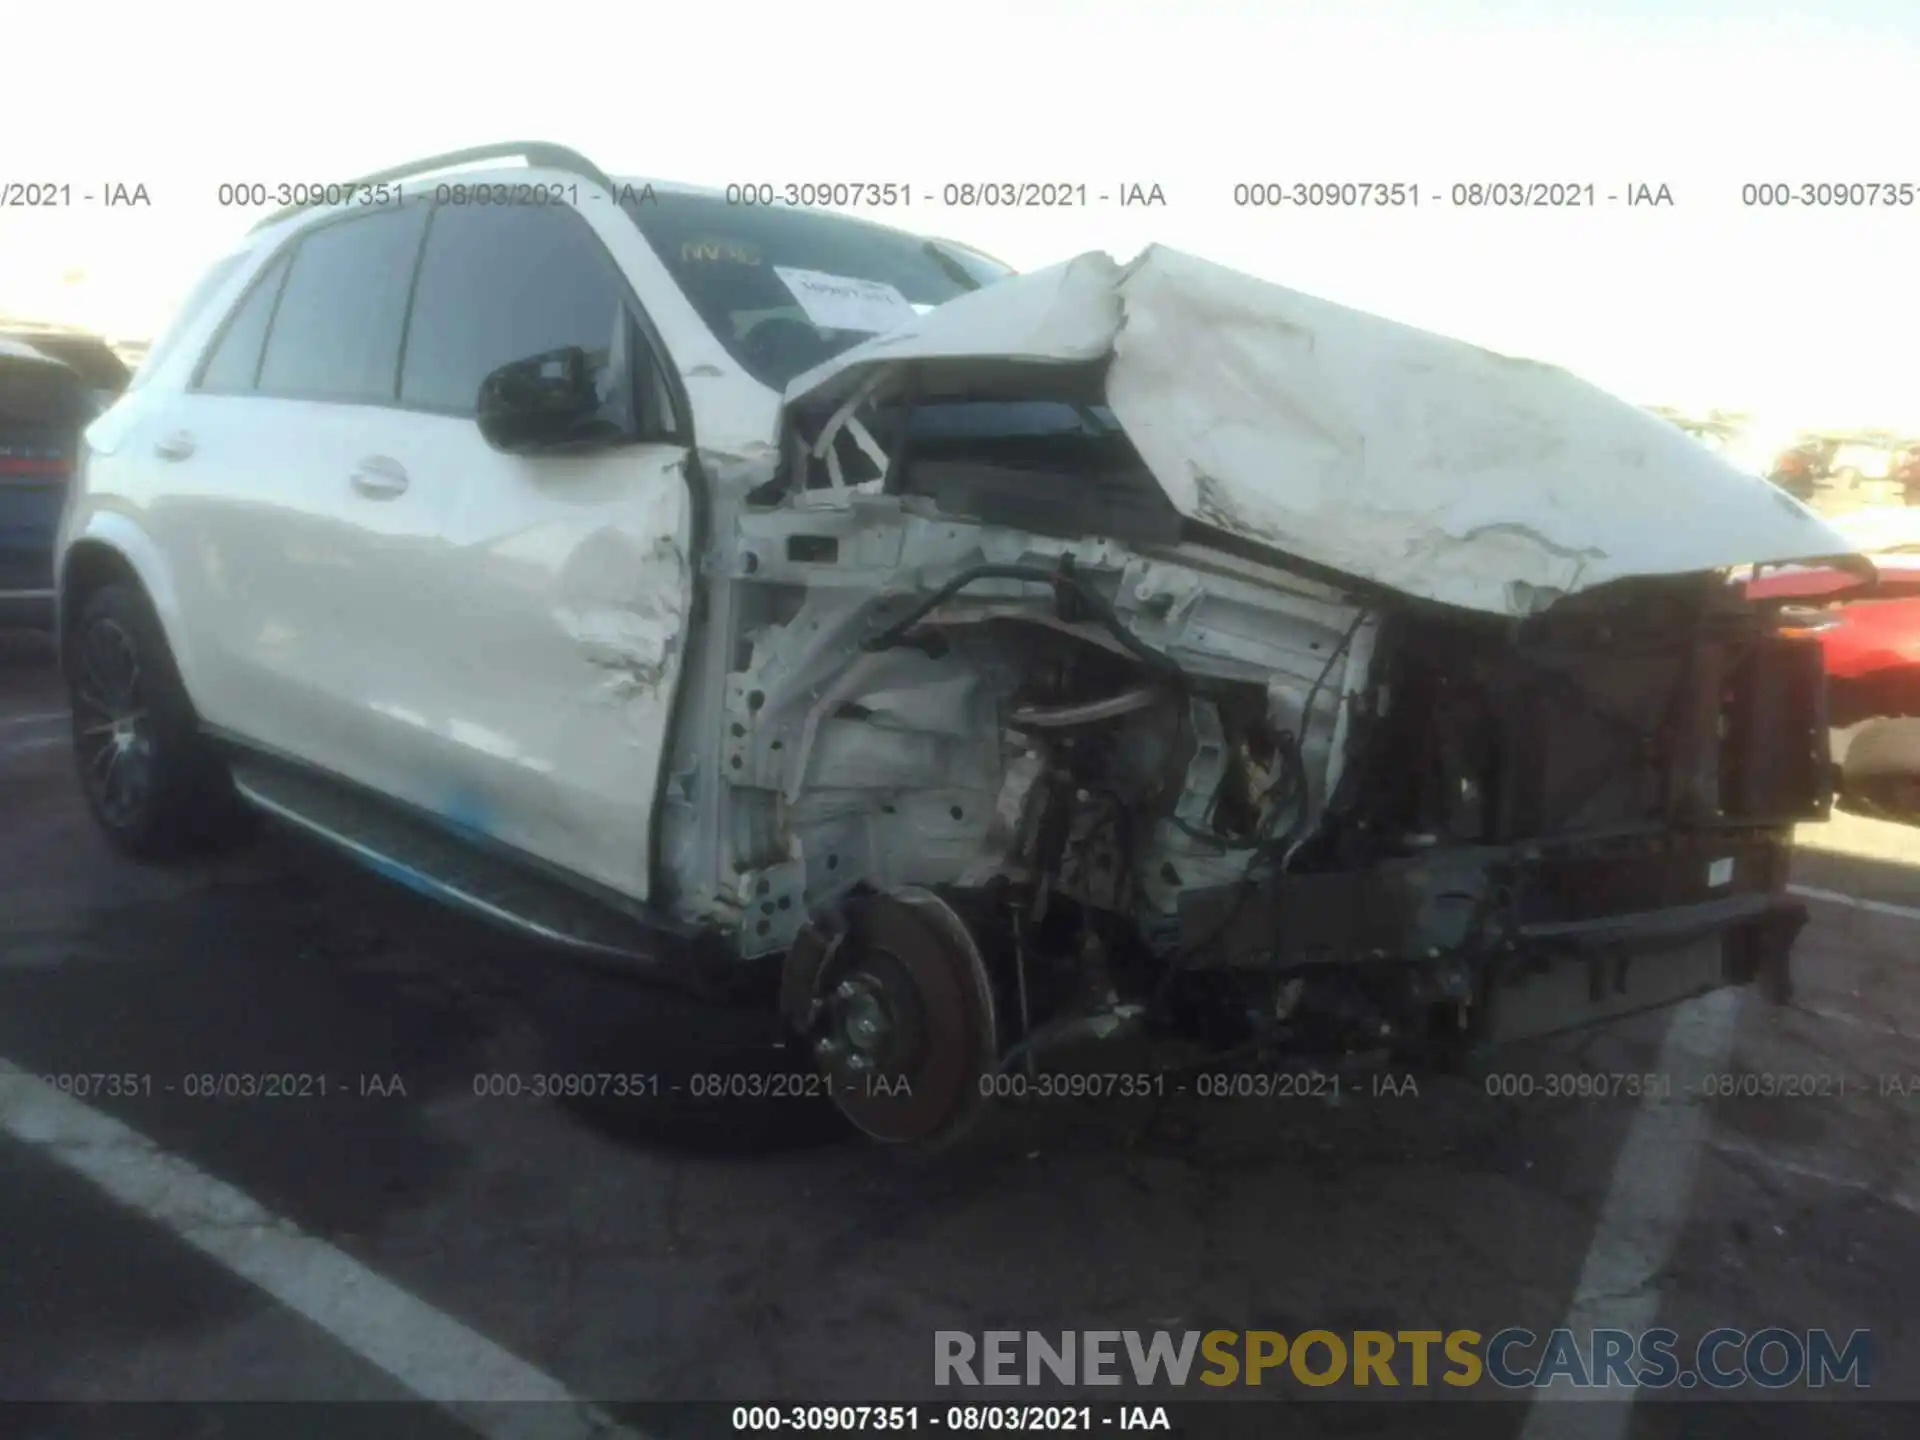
[{"left": 249, "top": 165, "right": 944, "bottom": 251}]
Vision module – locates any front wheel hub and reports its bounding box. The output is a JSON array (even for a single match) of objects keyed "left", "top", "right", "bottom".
[
  {"left": 816, "top": 974, "right": 902, "bottom": 1071},
  {"left": 71, "top": 616, "right": 153, "bottom": 828},
  {"left": 807, "top": 889, "right": 999, "bottom": 1144}
]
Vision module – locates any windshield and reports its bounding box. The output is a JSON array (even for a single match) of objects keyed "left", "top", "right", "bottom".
[{"left": 622, "top": 191, "right": 1015, "bottom": 389}]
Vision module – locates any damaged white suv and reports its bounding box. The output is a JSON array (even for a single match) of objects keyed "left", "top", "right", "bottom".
[{"left": 59, "top": 143, "right": 1856, "bottom": 1142}]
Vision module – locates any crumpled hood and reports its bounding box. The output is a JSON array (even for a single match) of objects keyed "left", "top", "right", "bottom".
[{"left": 783, "top": 245, "right": 1857, "bottom": 616}]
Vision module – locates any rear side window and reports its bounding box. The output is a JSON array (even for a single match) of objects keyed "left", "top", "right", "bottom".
[
  {"left": 126, "top": 252, "right": 248, "bottom": 391},
  {"left": 196, "top": 253, "right": 291, "bottom": 393},
  {"left": 257, "top": 205, "right": 429, "bottom": 404},
  {"left": 399, "top": 204, "right": 629, "bottom": 415}
]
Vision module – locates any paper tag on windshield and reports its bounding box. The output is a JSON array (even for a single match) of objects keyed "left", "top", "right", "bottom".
[{"left": 774, "top": 266, "right": 918, "bottom": 334}]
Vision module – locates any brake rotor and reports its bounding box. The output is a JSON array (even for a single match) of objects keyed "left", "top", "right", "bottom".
[{"left": 809, "top": 888, "right": 999, "bottom": 1144}]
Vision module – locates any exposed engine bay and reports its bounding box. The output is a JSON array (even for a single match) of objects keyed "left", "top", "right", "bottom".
[
  {"left": 642, "top": 245, "right": 1853, "bottom": 1145},
  {"left": 650, "top": 380, "right": 1835, "bottom": 1145}
]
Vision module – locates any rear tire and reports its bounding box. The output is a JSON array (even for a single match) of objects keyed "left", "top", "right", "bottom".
[{"left": 66, "top": 581, "right": 248, "bottom": 859}]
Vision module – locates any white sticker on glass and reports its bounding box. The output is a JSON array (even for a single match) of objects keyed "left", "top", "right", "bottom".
[
  {"left": 774, "top": 266, "right": 919, "bottom": 334},
  {"left": 1706, "top": 857, "right": 1734, "bottom": 888}
]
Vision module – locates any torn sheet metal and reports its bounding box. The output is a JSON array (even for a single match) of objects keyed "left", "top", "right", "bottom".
[{"left": 784, "top": 247, "right": 1856, "bottom": 617}]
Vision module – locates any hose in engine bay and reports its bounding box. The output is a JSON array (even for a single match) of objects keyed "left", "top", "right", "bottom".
[{"left": 858, "top": 557, "right": 1189, "bottom": 683}]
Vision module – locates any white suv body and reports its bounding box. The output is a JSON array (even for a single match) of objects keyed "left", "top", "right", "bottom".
[
  {"left": 66, "top": 162, "right": 764, "bottom": 911},
  {"left": 57, "top": 144, "right": 1853, "bottom": 1142}
]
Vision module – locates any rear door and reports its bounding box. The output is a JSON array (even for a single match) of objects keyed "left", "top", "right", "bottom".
[{"left": 155, "top": 203, "right": 435, "bottom": 771}]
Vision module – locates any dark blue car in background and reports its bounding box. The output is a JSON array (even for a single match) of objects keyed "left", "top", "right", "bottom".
[{"left": 0, "top": 331, "right": 128, "bottom": 629}]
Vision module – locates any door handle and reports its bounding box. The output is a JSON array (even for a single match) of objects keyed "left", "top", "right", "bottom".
[
  {"left": 153, "top": 431, "right": 196, "bottom": 461},
  {"left": 349, "top": 456, "right": 409, "bottom": 498}
]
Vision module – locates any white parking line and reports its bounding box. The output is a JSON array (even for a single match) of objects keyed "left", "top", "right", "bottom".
[
  {"left": 1787, "top": 883, "right": 1920, "bottom": 924},
  {"left": 1707, "top": 1134, "right": 1920, "bottom": 1218},
  {"left": 1517, "top": 987, "right": 1743, "bottom": 1437},
  {"left": 0, "top": 1059, "right": 645, "bottom": 1438}
]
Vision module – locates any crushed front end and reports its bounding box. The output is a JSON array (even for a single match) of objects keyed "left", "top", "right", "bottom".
[
  {"left": 681, "top": 469, "right": 1830, "bottom": 1142},
  {"left": 660, "top": 245, "right": 1850, "bottom": 1143},
  {"left": 1168, "top": 575, "right": 1830, "bottom": 1065}
]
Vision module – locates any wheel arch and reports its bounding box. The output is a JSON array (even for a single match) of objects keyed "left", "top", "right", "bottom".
[{"left": 58, "top": 520, "right": 200, "bottom": 702}]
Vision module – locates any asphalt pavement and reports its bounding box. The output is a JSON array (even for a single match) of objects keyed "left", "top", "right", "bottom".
[{"left": 2, "top": 629, "right": 1917, "bottom": 1438}]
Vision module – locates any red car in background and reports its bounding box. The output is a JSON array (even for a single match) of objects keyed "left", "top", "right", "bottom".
[
  {"left": 1748, "top": 555, "right": 1920, "bottom": 722},
  {"left": 1764, "top": 435, "right": 1920, "bottom": 506},
  {"left": 1766, "top": 437, "right": 1837, "bottom": 501},
  {"left": 1746, "top": 511, "right": 1920, "bottom": 816},
  {"left": 1894, "top": 442, "right": 1920, "bottom": 504}
]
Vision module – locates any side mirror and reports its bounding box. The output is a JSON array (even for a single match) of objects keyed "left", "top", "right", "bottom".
[{"left": 475, "top": 346, "right": 615, "bottom": 454}]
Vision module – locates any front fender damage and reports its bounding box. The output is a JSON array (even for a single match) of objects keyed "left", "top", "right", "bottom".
[
  {"left": 649, "top": 250, "right": 1839, "bottom": 1141},
  {"left": 554, "top": 529, "right": 688, "bottom": 699}
]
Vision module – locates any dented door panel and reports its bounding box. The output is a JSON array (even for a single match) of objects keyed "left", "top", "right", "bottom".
[{"left": 397, "top": 417, "right": 692, "bottom": 902}]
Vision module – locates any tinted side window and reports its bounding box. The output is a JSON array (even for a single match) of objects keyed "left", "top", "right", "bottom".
[
  {"left": 257, "top": 205, "right": 428, "bottom": 403},
  {"left": 400, "top": 204, "right": 627, "bottom": 415},
  {"left": 128, "top": 252, "right": 247, "bottom": 391},
  {"left": 196, "top": 253, "right": 290, "bottom": 393}
]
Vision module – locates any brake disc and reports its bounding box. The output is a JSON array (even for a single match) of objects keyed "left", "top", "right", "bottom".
[{"left": 808, "top": 888, "right": 999, "bottom": 1145}]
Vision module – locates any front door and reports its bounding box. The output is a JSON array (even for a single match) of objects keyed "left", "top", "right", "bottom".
[{"left": 341, "top": 198, "right": 694, "bottom": 903}]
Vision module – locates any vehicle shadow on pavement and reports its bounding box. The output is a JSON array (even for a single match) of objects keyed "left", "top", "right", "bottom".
[
  {"left": 0, "top": 630, "right": 56, "bottom": 663},
  {"left": 8, "top": 622, "right": 1920, "bottom": 1422},
  {"left": 521, "top": 961, "right": 857, "bottom": 1155}
]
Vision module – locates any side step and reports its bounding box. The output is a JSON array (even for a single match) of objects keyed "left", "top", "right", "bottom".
[{"left": 227, "top": 750, "right": 699, "bottom": 971}]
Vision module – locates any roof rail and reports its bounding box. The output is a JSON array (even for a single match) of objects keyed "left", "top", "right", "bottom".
[{"left": 249, "top": 141, "right": 616, "bottom": 233}]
